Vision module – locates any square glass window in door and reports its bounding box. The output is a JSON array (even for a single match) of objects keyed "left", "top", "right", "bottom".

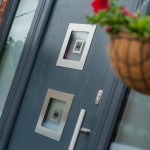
[
  {"left": 56, "top": 23, "right": 96, "bottom": 70},
  {"left": 110, "top": 90, "right": 150, "bottom": 150},
  {"left": 42, "top": 98, "right": 66, "bottom": 132},
  {"left": 35, "top": 89, "right": 74, "bottom": 141},
  {"left": 63, "top": 32, "right": 88, "bottom": 61}
]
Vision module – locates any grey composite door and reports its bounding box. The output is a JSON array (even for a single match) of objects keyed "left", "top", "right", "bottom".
[
  {"left": 6, "top": 0, "right": 139, "bottom": 149},
  {"left": 7, "top": 0, "right": 110, "bottom": 150}
]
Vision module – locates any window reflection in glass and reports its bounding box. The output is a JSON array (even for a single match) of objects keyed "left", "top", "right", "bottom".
[
  {"left": 0, "top": 0, "right": 39, "bottom": 117},
  {"left": 110, "top": 90, "right": 150, "bottom": 150}
]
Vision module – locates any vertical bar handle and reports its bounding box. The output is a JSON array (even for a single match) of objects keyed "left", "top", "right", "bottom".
[{"left": 68, "top": 109, "right": 86, "bottom": 150}]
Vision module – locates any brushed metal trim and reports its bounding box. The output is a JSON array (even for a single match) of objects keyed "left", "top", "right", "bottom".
[
  {"left": 35, "top": 89, "right": 74, "bottom": 141},
  {"left": 56, "top": 23, "right": 96, "bottom": 70},
  {"left": 68, "top": 109, "right": 86, "bottom": 150}
]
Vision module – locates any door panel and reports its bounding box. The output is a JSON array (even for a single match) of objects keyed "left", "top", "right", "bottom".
[
  {"left": 8, "top": 0, "right": 110, "bottom": 150},
  {"left": 6, "top": 0, "right": 139, "bottom": 149}
]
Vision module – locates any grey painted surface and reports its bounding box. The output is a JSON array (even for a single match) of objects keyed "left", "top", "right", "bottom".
[
  {"left": 0, "top": 0, "right": 56, "bottom": 149},
  {"left": 5, "top": 0, "right": 144, "bottom": 149},
  {"left": 95, "top": 1, "right": 150, "bottom": 150},
  {"left": 7, "top": 0, "right": 110, "bottom": 150}
]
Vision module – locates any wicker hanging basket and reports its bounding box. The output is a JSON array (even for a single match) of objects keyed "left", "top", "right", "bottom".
[{"left": 109, "top": 32, "right": 150, "bottom": 94}]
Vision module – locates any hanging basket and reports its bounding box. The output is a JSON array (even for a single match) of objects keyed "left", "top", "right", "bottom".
[{"left": 109, "top": 32, "right": 150, "bottom": 94}]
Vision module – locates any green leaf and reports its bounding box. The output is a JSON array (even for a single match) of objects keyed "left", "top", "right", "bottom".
[{"left": 87, "top": 1, "right": 150, "bottom": 38}]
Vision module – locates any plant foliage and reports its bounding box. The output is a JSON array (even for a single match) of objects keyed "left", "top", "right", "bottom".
[{"left": 87, "top": 0, "right": 150, "bottom": 38}]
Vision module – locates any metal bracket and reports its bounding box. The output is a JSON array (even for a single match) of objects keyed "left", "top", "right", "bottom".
[
  {"left": 80, "top": 127, "right": 91, "bottom": 135},
  {"left": 95, "top": 90, "right": 103, "bottom": 105}
]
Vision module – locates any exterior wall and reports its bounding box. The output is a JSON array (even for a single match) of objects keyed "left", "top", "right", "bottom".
[{"left": 0, "top": 0, "right": 9, "bottom": 25}]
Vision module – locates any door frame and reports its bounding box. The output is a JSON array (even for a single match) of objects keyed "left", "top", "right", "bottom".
[
  {"left": 0, "top": 0, "right": 56, "bottom": 149},
  {"left": 92, "top": 1, "right": 150, "bottom": 149},
  {"left": 85, "top": 68, "right": 128, "bottom": 150},
  {"left": 95, "top": 75, "right": 129, "bottom": 150}
]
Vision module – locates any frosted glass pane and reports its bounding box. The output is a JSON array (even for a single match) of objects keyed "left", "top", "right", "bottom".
[
  {"left": 110, "top": 90, "right": 150, "bottom": 150},
  {"left": 0, "top": 0, "right": 39, "bottom": 117},
  {"left": 63, "top": 31, "right": 88, "bottom": 61},
  {"left": 42, "top": 98, "right": 66, "bottom": 132}
]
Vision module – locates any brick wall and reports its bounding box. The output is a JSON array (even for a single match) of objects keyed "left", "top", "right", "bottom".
[{"left": 0, "top": 0, "right": 9, "bottom": 25}]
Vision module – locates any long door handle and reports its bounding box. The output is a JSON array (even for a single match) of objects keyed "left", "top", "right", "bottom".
[{"left": 68, "top": 109, "right": 91, "bottom": 150}]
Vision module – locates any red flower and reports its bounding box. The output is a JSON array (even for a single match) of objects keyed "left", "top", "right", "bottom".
[
  {"left": 105, "top": 26, "right": 112, "bottom": 32},
  {"left": 92, "top": 0, "right": 109, "bottom": 13},
  {"left": 121, "top": 7, "right": 137, "bottom": 18}
]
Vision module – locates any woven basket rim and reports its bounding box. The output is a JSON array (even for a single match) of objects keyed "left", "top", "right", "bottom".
[{"left": 110, "top": 32, "right": 150, "bottom": 42}]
